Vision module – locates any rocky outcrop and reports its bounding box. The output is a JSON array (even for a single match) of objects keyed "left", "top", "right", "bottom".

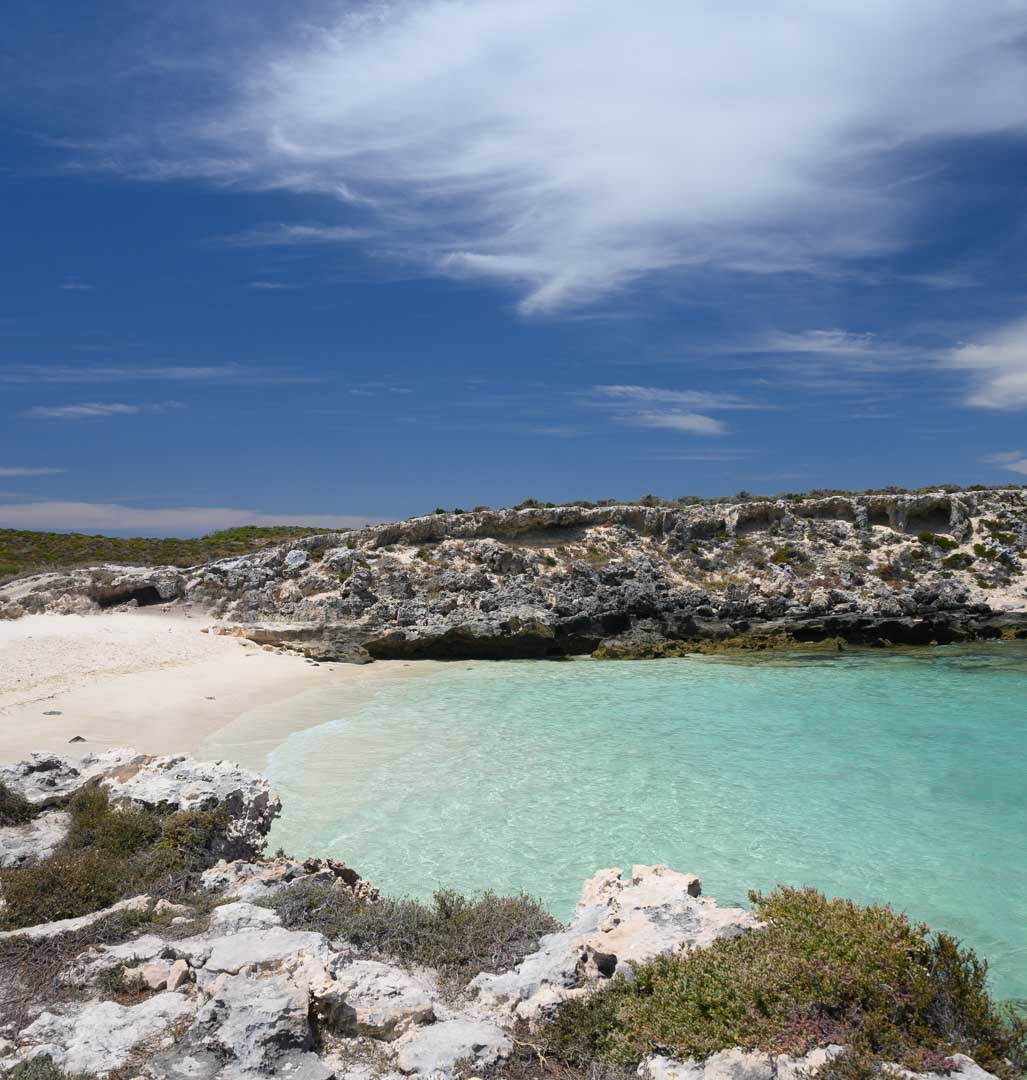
[
  {"left": 3, "top": 489, "right": 1025, "bottom": 660},
  {"left": 0, "top": 750, "right": 280, "bottom": 865},
  {"left": 470, "top": 866, "right": 758, "bottom": 1021}
]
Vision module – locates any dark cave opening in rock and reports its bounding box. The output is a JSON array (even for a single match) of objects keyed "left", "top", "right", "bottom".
[{"left": 94, "top": 585, "right": 164, "bottom": 610}]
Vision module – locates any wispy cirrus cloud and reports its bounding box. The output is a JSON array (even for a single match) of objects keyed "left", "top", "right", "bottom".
[
  {"left": 985, "top": 450, "right": 1027, "bottom": 476},
  {"left": 0, "top": 501, "right": 373, "bottom": 536},
  {"left": 25, "top": 401, "right": 185, "bottom": 420},
  {"left": 0, "top": 466, "right": 66, "bottom": 477},
  {"left": 592, "top": 385, "right": 757, "bottom": 410},
  {"left": 0, "top": 364, "right": 319, "bottom": 385},
  {"left": 59, "top": 278, "right": 93, "bottom": 291},
  {"left": 754, "top": 330, "right": 932, "bottom": 372},
  {"left": 220, "top": 223, "right": 368, "bottom": 247},
  {"left": 630, "top": 412, "right": 727, "bottom": 435},
  {"left": 945, "top": 317, "right": 1027, "bottom": 409},
  {"left": 74, "top": 0, "right": 1027, "bottom": 312},
  {"left": 584, "top": 383, "right": 743, "bottom": 436}
]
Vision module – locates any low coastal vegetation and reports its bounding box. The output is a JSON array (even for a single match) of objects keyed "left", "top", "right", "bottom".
[
  {"left": 517, "top": 888, "right": 1027, "bottom": 1080},
  {"left": 271, "top": 879, "right": 561, "bottom": 985},
  {"left": 0, "top": 525, "right": 331, "bottom": 584},
  {"left": 0, "top": 782, "right": 36, "bottom": 827},
  {"left": 0, "top": 786, "right": 224, "bottom": 928}
]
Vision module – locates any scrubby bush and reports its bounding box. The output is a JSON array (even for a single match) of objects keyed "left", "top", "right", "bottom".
[
  {"left": 0, "top": 788, "right": 226, "bottom": 929},
  {"left": 916, "top": 532, "right": 959, "bottom": 551},
  {"left": 272, "top": 882, "right": 560, "bottom": 983},
  {"left": 0, "top": 782, "right": 36, "bottom": 827},
  {"left": 538, "top": 888, "right": 1026, "bottom": 1078},
  {"left": 770, "top": 545, "right": 808, "bottom": 566},
  {"left": 0, "top": 525, "right": 333, "bottom": 585}
]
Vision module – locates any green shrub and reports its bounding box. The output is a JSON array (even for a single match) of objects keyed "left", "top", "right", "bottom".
[
  {"left": 771, "top": 545, "right": 808, "bottom": 565},
  {"left": 272, "top": 883, "right": 560, "bottom": 983},
  {"left": 540, "top": 887, "right": 1026, "bottom": 1078},
  {"left": 943, "top": 553, "right": 974, "bottom": 570},
  {"left": 64, "top": 786, "right": 161, "bottom": 856},
  {"left": 0, "top": 789, "right": 227, "bottom": 929},
  {"left": 0, "top": 782, "right": 36, "bottom": 827},
  {"left": 916, "top": 532, "right": 959, "bottom": 552}
]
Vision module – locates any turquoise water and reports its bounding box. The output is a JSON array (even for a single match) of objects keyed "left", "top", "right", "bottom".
[{"left": 266, "top": 645, "right": 1027, "bottom": 1001}]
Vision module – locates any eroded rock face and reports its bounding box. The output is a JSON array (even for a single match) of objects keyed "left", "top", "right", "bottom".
[
  {"left": 4, "top": 490, "right": 1025, "bottom": 659},
  {"left": 470, "top": 865, "right": 759, "bottom": 1021}
]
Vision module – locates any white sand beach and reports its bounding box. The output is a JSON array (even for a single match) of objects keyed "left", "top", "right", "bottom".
[{"left": 0, "top": 611, "right": 436, "bottom": 766}]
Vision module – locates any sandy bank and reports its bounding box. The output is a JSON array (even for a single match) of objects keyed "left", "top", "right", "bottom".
[{"left": 0, "top": 611, "right": 439, "bottom": 765}]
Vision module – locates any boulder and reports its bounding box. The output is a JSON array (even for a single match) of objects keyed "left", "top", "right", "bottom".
[
  {"left": 313, "top": 959, "right": 435, "bottom": 1040},
  {"left": 394, "top": 1018, "right": 512, "bottom": 1076}
]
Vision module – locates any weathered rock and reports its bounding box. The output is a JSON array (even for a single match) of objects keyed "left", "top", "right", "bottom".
[
  {"left": 471, "top": 865, "right": 758, "bottom": 1020},
  {"left": 639, "top": 1048, "right": 1001, "bottom": 1080},
  {"left": 98, "top": 754, "right": 281, "bottom": 861},
  {"left": 0, "top": 749, "right": 142, "bottom": 807},
  {"left": 200, "top": 855, "right": 377, "bottom": 903},
  {"left": 173, "top": 914, "right": 330, "bottom": 983},
  {"left": 5, "top": 489, "right": 1025, "bottom": 660},
  {"left": 313, "top": 959, "right": 435, "bottom": 1040},
  {"left": 0, "top": 810, "right": 70, "bottom": 868},
  {"left": 18, "top": 992, "right": 195, "bottom": 1074},
  {"left": 184, "top": 968, "right": 318, "bottom": 1077},
  {"left": 394, "top": 1018, "right": 512, "bottom": 1076}
]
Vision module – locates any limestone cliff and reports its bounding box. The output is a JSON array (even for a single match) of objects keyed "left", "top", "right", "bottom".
[{"left": 3, "top": 489, "right": 1026, "bottom": 660}]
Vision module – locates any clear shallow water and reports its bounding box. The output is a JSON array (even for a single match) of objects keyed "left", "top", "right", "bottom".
[{"left": 266, "top": 645, "right": 1027, "bottom": 1001}]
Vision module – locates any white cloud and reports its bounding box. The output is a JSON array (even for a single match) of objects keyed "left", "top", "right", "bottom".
[
  {"left": 585, "top": 383, "right": 738, "bottom": 435},
  {"left": 946, "top": 317, "right": 1027, "bottom": 408},
  {"left": 592, "top": 385, "right": 754, "bottom": 409},
  {"left": 245, "top": 281, "right": 301, "bottom": 290},
  {"left": 755, "top": 330, "right": 931, "bottom": 372},
  {"left": 221, "top": 223, "right": 367, "bottom": 246},
  {"left": 96, "top": 0, "right": 1027, "bottom": 311},
  {"left": 630, "top": 412, "right": 727, "bottom": 436},
  {"left": 25, "top": 401, "right": 185, "bottom": 419},
  {"left": 985, "top": 450, "right": 1027, "bottom": 475},
  {"left": 0, "top": 466, "right": 65, "bottom": 477},
  {"left": 59, "top": 278, "right": 93, "bottom": 291},
  {"left": 1, "top": 364, "right": 317, "bottom": 385},
  {"left": 0, "top": 501, "right": 372, "bottom": 536}
]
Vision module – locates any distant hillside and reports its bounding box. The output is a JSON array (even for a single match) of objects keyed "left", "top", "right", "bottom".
[{"left": 0, "top": 525, "right": 337, "bottom": 584}]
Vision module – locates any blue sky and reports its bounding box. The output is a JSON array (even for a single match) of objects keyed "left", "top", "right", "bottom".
[{"left": 2, "top": 0, "right": 1027, "bottom": 535}]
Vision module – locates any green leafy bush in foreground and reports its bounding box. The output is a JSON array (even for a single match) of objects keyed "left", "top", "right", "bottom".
[
  {"left": 272, "top": 880, "right": 560, "bottom": 984},
  {"left": 539, "top": 887, "right": 1027, "bottom": 1079},
  {"left": 0, "top": 787, "right": 225, "bottom": 929}
]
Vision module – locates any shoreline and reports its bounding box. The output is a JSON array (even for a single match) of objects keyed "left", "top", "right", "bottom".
[{"left": 0, "top": 610, "right": 444, "bottom": 765}]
